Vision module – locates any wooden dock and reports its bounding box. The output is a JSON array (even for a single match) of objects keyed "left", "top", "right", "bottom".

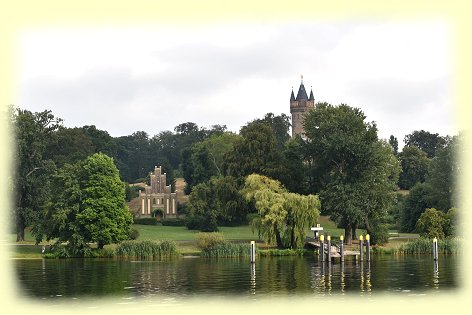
[{"left": 306, "top": 241, "right": 360, "bottom": 261}]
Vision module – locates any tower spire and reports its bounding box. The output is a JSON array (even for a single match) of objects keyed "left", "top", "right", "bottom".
[
  {"left": 290, "top": 77, "right": 315, "bottom": 138},
  {"left": 295, "top": 77, "right": 308, "bottom": 100}
]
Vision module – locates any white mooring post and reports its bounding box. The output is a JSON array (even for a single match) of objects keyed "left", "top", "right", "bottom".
[
  {"left": 366, "top": 234, "right": 371, "bottom": 262},
  {"left": 250, "top": 241, "right": 256, "bottom": 263},
  {"left": 340, "top": 235, "right": 344, "bottom": 263},
  {"left": 359, "top": 235, "right": 364, "bottom": 262},
  {"left": 433, "top": 238, "right": 439, "bottom": 261},
  {"left": 327, "top": 235, "right": 331, "bottom": 263},
  {"left": 319, "top": 235, "right": 325, "bottom": 262}
]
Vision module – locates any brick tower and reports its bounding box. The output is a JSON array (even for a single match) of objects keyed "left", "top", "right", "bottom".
[{"left": 290, "top": 75, "right": 315, "bottom": 137}]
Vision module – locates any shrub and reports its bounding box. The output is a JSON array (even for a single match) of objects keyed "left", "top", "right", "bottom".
[
  {"left": 45, "top": 244, "right": 113, "bottom": 258},
  {"left": 48, "top": 244, "right": 73, "bottom": 258},
  {"left": 134, "top": 178, "right": 146, "bottom": 184},
  {"left": 196, "top": 232, "right": 226, "bottom": 250},
  {"left": 161, "top": 218, "right": 186, "bottom": 226},
  {"left": 125, "top": 185, "right": 141, "bottom": 201},
  {"left": 177, "top": 203, "right": 188, "bottom": 215},
  {"left": 185, "top": 214, "right": 218, "bottom": 231},
  {"left": 133, "top": 217, "right": 159, "bottom": 225},
  {"left": 444, "top": 207, "right": 458, "bottom": 237},
  {"left": 369, "top": 223, "right": 390, "bottom": 246},
  {"left": 415, "top": 208, "right": 446, "bottom": 239},
  {"left": 43, "top": 252, "right": 59, "bottom": 259},
  {"left": 129, "top": 228, "right": 140, "bottom": 240},
  {"left": 152, "top": 208, "right": 164, "bottom": 218}
]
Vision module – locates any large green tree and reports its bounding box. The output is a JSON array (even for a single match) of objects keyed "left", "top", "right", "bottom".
[
  {"left": 45, "top": 125, "right": 117, "bottom": 169},
  {"left": 398, "top": 146, "right": 430, "bottom": 190},
  {"left": 278, "top": 136, "right": 309, "bottom": 194},
  {"left": 182, "top": 132, "right": 240, "bottom": 194},
  {"left": 388, "top": 135, "right": 399, "bottom": 156},
  {"left": 415, "top": 208, "right": 446, "bottom": 239},
  {"left": 397, "top": 134, "right": 460, "bottom": 233},
  {"left": 81, "top": 125, "right": 117, "bottom": 158},
  {"left": 114, "top": 131, "right": 152, "bottom": 182},
  {"left": 243, "top": 174, "right": 320, "bottom": 249},
  {"left": 303, "top": 103, "right": 400, "bottom": 244},
  {"left": 46, "top": 126, "right": 95, "bottom": 167},
  {"left": 400, "top": 182, "right": 435, "bottom": 232},
  {"left": 251, "top": 113, "right": 291, "bottom": 149},
  {"left": 427, "top": 135, "right": 461, "bottom": 211},
  {"left": 186, "top": 176, "right": 252, "bottom": 231},
  {"left": 12, "top": 108, "right": 62, "bottom": 241},
  {"left": 224, "top": 121, "right": 283, "bottom": 180},
  {"left": 404, "top": 130, "right": 447, "bottom": 158},
  {"left": 34, "top": 153, "right": 133, "bottom": 255}
]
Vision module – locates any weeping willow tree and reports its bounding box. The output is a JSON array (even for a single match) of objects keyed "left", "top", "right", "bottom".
[{"left": 243, "top": 174, "right": 320, "bottom": 248}]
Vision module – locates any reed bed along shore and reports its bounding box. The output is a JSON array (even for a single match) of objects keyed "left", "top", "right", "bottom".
[
  {"left": 115, "top": 240, "right": 178, "bottom": 259},
  {"left": 373, "top": 237, "right": 461, "bottom": 255},
  {"left": 200, "top": 243, "right": 251, "bottom": 258}
]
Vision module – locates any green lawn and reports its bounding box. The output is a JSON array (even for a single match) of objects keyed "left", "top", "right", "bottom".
[
  {"left": 8, "top": 229, "right": 38, "bottom": 244},
  {"left": 316, "top": 216, "right": 367, "bottom": 239},
  {"left": 134, "top": 224, "right": 258, "bottom": 242},
  {"left": 9, "top": 220, "right": 419, "bottom": 258}
]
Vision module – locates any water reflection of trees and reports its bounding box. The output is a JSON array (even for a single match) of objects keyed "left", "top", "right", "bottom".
[{"left": 15, "top": 255, "right": 458, "bottom": 299}]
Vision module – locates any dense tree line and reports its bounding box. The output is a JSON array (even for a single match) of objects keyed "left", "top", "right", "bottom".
[
  {"left": 11, "top": 104, "right": 460, "bottom": 249},
  {"left": 10, "top": 106, "right": 228, "bottom": 246},
  {"left": 394, "top": 134, "right": 461, "bottom": 234}
]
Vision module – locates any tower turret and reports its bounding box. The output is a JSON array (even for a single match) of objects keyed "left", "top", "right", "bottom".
[{"left": 290, "top": 76, "right": 315, "bottom": 137}]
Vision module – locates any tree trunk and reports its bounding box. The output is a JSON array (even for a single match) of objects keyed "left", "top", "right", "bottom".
[
  {"left": 274, "top": 224, "right": 283, "bottom": 248},
  {"left": 289, "top": 222, "right": 295, "bottom": 249},
  {"left": 16, "top": 230, "right": 25, "bottom": 242},
  {"left": 16, "top": 221, "right": 25, "bottom": 242},
  {"left": 352, "top": 223, "right": 358, "bottom": 240},
  {"left": 344, "top": 225, "right": 352, "bottom": 245}
]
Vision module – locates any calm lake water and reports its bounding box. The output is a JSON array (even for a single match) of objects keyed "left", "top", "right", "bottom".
[{"left": 14, "top": 254, "right": 459, "bottom": 303}]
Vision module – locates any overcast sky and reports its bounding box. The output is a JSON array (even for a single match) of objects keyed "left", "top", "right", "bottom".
[{"left": 16, "top": 21, "right": 456, "bottom": 145}]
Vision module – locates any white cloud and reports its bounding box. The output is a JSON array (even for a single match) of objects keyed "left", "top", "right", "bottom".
[{"left": 16, "top": 21, "right": 454, "bottom": 140}]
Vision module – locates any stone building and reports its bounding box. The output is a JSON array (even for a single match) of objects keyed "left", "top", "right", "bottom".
[
  {"left": 138, "top": 166, "right": 178, "bottom": 218},
  {"left": 290, "top": 76, "right": 315, "bottom": 137}
]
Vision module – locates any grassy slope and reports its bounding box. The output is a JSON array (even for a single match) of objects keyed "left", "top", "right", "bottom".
[
  {"left": 134, "top": 224, "right": 257, "bottom": 241},
  {"left": 9, "top": 218, "right": 418, "bottom": 257}
]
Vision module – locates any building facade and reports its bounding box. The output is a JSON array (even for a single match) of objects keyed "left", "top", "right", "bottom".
[
  {"left": 290, "top": 76, "right": 315, "bottom": 137},
  {"left": 138, "top": 166, "right": 178, "bottom": 218}
]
